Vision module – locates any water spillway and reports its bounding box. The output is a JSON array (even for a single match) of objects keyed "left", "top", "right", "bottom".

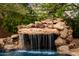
[
  {"left": 18, "top": 28, "right": 59, "bottom": 51},
  {"left": 24, "top": 34, "right": 57, "bottom": 51}
]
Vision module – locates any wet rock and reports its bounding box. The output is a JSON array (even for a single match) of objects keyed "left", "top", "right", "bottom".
[
  {"left": 17, "top": 40, "right": 24, "bottom": 49},
  {"left": 55, "top": 37, "right": 66, "bottom": 46}
]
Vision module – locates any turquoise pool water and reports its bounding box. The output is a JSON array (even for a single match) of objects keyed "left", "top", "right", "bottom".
[{"left": 0, "top": 50, "right": 61, "bottom": 56}]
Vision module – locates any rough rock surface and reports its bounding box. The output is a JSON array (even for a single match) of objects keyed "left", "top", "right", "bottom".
[
  {"left": 11, "top": 34, "right": 18, "bottom": 39},
  {"left": 53, "top": 22, "right": 65, "bottom": 30},
  {"left": 0, "top": 34, "right": 20, "bottom": 51},
  {"left": 60, "top": 28, "right": 68, "bottom": 39},
  {"left": 57, "top": 45, "right": 70, "bottom": 54},
  {"left": 55, "top": 37, "right": 66, "bottom": 46}
]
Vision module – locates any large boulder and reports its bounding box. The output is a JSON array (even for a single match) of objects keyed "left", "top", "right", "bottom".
[
  {"left": 57, "top": 45, "right": 70, "bottom": 54},
  {"left": 53, "top": 22, "right": 65, "bottom": 30},
  {"left": 55, "top": 37, "right": 66, "bottom": 47}
]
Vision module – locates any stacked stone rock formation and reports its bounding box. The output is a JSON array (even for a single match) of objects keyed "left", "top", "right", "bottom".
[
  {"left": 0, "top": 34, "right": 21, "bottom": 51},
  {"left": 18, "top": 18, "right": 73, "bottom": 48},
  {"left": 1, "top": 18, "right": 79, "bottom": 55},
  {"left": 18, "top": 18, "right": 74, "bottom": 54}
]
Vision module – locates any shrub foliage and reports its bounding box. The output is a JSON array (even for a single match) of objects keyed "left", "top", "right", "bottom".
[{"left": 0, "top": 3, "right": 79, "bottom": 37}]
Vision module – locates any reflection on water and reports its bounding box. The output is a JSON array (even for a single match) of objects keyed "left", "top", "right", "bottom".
[{"left": 0, "top": 50, "right": 61, "bottom": 56}]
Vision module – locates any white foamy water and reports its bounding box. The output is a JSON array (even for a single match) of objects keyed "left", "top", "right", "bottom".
[{"left": 14, "top": 50, "right": 57, "bottom": 55}]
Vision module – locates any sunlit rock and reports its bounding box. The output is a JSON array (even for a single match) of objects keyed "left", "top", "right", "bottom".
[
  {"left": 11, "top": 34, "right": 19, "bottom": 39},
  {"left": 55, "top": 37, "right": 66, "bottom": 46},
  {"left": 57, "top": 45, "right": 70, "bottom": 54},
  {"left": 4, "top": 44, "right": 15, "bottom": 51},
  {"left": 60, "top": 28, "right": 68, "bottom": 39},
  {"left": 6, "top": 37, "right": 13, "bottom": 44},
  {"left": 26, "top": 23, "right": 35, "bottom": 28},
  {"left": 53, "top": 22, "right": 65, "bottom": 30}
]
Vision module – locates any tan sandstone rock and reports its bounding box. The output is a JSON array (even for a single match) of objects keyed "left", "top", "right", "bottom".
[
  {"left": 11, "top": 34, "right": 19, "bottom": 39},
  {"left": 0, "top": 38, "right": 5, "bottom": 48},
  {"left": 53, "top": 18, "right": 64, "bottom": 24},
  {"left": 57, "top": 45, "right": 70, "bottom": 54},
  {"left": 68, "top": 42, "right": 77, "bottom": 49},
  {"left": 60, "top": 28, "right": 68, "bottom": 39},
  {"left": 53, "top": 22, "right": 65, "bottom": 30},
  {"left": 26, "top": 23, "right": 35, "bottom": 28},
  {"left": 0, "top": 38, "right": 5, "bottom": 45},
  {"left": 4, "top": 44, "right": 15, "bottom": 50},
  {"left": 56, "top": 18, "right": 64, "bottom": 22},
  {"left": 41, "top": 19, "right": 53, "bottom": 24},
  {"left": 55, "top": 37, "right": 66, "bottom": 46},
  {"left": 69, "top": 48, "right": 79, "bottom": 56},
  {"left": 6, "top": 37, "right": 13, "bottom": 44}
]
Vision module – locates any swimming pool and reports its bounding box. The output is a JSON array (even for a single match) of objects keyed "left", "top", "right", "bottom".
[{"left": 0, "top": 50, "right": 62, "bottom": 56}]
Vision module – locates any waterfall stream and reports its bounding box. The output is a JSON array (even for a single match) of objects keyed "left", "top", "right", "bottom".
[{"left": 23, "top": 33, "right": 57, "bottom": 51}]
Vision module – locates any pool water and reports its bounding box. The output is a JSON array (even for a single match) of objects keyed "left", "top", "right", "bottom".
[{"left": 0, "top": 50, "right": 62, "bottom": 56}]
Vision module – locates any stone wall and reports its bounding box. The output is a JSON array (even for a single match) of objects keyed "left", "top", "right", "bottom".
[{"left": 18, "top": 18, "right": 73, "bottom": 47}]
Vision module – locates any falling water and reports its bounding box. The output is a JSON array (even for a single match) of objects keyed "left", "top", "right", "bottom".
[
  {"left": 38, "top": 34, "right": 40, "bottom": 50},
  {"left": 49, "top": 34, "right": 52, "bottom": 50},
  {"left": 19, "top": 34, "right": 24, "bottom": 49},
  {"left": 30, "top": 35, "right": 33, "bottom": 50},
  {"left": 22, "top": 33, "right": 57, "bottom": 51}
]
